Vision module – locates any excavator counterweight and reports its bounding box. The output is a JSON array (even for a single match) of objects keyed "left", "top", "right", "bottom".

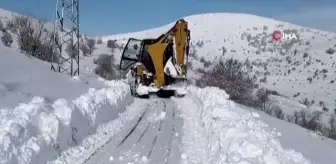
[{"left": 119, "top": 19, "right": 190, "bottom": 98}]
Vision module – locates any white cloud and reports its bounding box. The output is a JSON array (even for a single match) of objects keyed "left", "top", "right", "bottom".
[{"left": 276, "top": 6, "right": 336, "bottom": 32}]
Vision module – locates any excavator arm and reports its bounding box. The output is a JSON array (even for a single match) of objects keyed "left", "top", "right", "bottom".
[
  {"left": 145, "top": 19, "right": 190, "bottom": 87},
  {"left": 154, "top": 19, "right": 190, "bottom": 72}
]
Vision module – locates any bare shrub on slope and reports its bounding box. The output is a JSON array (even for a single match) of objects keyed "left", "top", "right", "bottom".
[
  {"left": 13, "top": 15, "right": 58, "bottom": 62},
  {"left": 329, "top": 116, "right": 336, "bottom": 139},
  {"left": 0, "top": 20, "right": 4, "bottom": 32},
  {"left": 196, "top": 58, "right": 257, "bottom": 106},
  {"left": 256, "top": 88, "right": 268, "bottom": 111},
  {"left": 93, "top": 53, "right": 118, "bottom": 80},
  {"left": 107, "top": 39, "right": 119, "bottom": 52},
  {"left": 80, "top": 42, "right": 90, "bottom": 56},
  {"left": 1, "top": 31, "right": 13, "bottom": 47},
  {"left": 326, "top": 48, "right": 335, "bottom": 54},
  {"left": 86, "top": 38, "right": 96, "bottom": 55}
]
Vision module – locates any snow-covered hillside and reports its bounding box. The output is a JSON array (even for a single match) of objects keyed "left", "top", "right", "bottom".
[
  {"left": 102, "top": 13, "right": 336, "bottom": 114},
  {"left": 1, "top": 7, "right": 336, "bottom": 164}
]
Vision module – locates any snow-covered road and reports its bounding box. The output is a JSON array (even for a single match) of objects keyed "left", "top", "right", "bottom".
[
  {"left": 83, "top": 98, "right": 183, "bottom": 164},
  {"left": 3, "top": 83, "right": 318, "bottom": 164}
]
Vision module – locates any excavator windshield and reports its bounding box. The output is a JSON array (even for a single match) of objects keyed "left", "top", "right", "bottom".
[{"left": 119, "top": 38, "right": 143, "bottom": 70}]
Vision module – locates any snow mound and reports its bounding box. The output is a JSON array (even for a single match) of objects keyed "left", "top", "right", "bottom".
[
  {"left": 173, "top": 86, "right": 311, "bottom": 164},
  {"left": 0, "top": 80, "right": 133, "bottom": 164}
]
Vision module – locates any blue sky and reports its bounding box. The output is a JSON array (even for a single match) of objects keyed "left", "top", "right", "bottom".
[{"left": 0, "top": 0, "right": 336, "bottom": 36}]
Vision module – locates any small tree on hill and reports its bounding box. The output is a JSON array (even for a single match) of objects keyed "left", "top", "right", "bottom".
[
  {"left": 256, "top": 88, "right": 268, "bottom": 111},
  {"left": 107, "top": 39, "right": 118, "bottom": 52},
  {"left": 80, "top": 42, "right": 90, "bottom": 56}
]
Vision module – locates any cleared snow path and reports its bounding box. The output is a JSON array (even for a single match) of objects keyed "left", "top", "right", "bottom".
[
  {"left": 50, "top": 86, "right": 313, "bottom": 164},
  {"left": 82, "top": 98, "right": 183, "bottom": 164}
]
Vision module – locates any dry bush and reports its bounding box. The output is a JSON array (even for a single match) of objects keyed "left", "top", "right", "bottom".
[
  {"left": 0, "top": 20, "right": 4, "bottom": 32},
  {"left": 93, "top": 53, "right": 118, "bottom": 80},
  {"left": 1, "top": 32, "right": 13, "bottom": 47},
  {"left": 293, "top": 110, "right": 322, "bottom": 131},
  {"left": 326, "top": 48, "right": 335, "bottom": 54},
  {"left": 13, "top": 15, "right": 57, "bottom": 62},
  {"left": 329, "top": 116, "right": 336, "bottom": 139},
  {"left": 196, "top": 58, "right": 256, "bottom": 106},
  {"left": 107, "top": 39, "right": 118, "bottom": 52},
  {"left": 80, "top": 43, "right": 90, "bottom": 56},
  {"left": 80, "top": 38, "right": 96, "bottom": 55},
  {"left": 86, "top": 38, "right": 96, "bottom": 54},
  {"left": 271, "top": 105, "right": 284, "bottom": 119},
  {"left": 256, "top": 88, "right": 268, "bottom": 111},
  {"left": 6, "top": 19, "right": 16, "bottom": 33}
]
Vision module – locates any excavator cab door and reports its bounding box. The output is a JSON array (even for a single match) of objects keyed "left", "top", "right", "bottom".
[{"left": 119, "top": 38, "right": 143, "bottom": 70}]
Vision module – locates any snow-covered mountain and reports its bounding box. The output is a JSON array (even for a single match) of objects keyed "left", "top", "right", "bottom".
[
  {"left": 102, "top": 13, "right": 336, "bottom": 118},
  {"left": 0, "top": 8, "right": 336, "bottom": 164}
]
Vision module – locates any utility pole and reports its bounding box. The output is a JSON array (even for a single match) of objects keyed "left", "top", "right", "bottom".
[{"left": 51, "top": 0, "right": 80, "bottom": 76}]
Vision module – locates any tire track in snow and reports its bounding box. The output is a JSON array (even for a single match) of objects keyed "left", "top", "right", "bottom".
[
  {"left": 82, "top": 98, "right": 183, "bottom": 164},
  {"left": 105, "top": 99, "right": 162, "bottom": 162},
  {"left": 136, "top": 122, "right": 150, "bottom": 143},
  {"left": 81, "top": 101, "right": 150, "bottom": 164},
  {"left": 165, "top": 104, "right": 176, "bottom": 164},
  {"left": 117, "top": 106, "right": 148, "bottom": 147},
  {"left": 146, "top": 100, "right": 165, "bottom": 159},
  {"left": 147, "top": 135, "right": 158, "bottom": 158},
  {"left": 166, "top": 100, "right": 184, "bottom": 164},
  {"left": 158, "top": 102, "right": 165, "bottom": 131}
]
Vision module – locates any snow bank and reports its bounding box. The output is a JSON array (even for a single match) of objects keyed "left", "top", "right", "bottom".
[
  {"left": 173, "top": 86, "right": 311, "bottom": 164},
  {"left": 0, "top": 80, "right": 133, "bottom": 164},
  {"left": 48, "top": 99, "right": 150, "bottom": 164}
]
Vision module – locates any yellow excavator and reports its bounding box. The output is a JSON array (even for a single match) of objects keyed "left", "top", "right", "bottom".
[{"left": 119, "top": 19, "right": 190, "bottom": 98}]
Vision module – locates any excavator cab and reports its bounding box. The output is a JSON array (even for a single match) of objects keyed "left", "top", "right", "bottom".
[
  {"left": 119, "top": 19, "right": 190, "bottom": 98},
  {"left": 119, "top": 38, "right": 142, "bottom": 70}
]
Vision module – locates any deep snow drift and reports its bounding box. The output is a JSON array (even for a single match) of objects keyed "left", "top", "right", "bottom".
[{"left": 172, "top": 86, "right": 311, "bottom": 164}]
